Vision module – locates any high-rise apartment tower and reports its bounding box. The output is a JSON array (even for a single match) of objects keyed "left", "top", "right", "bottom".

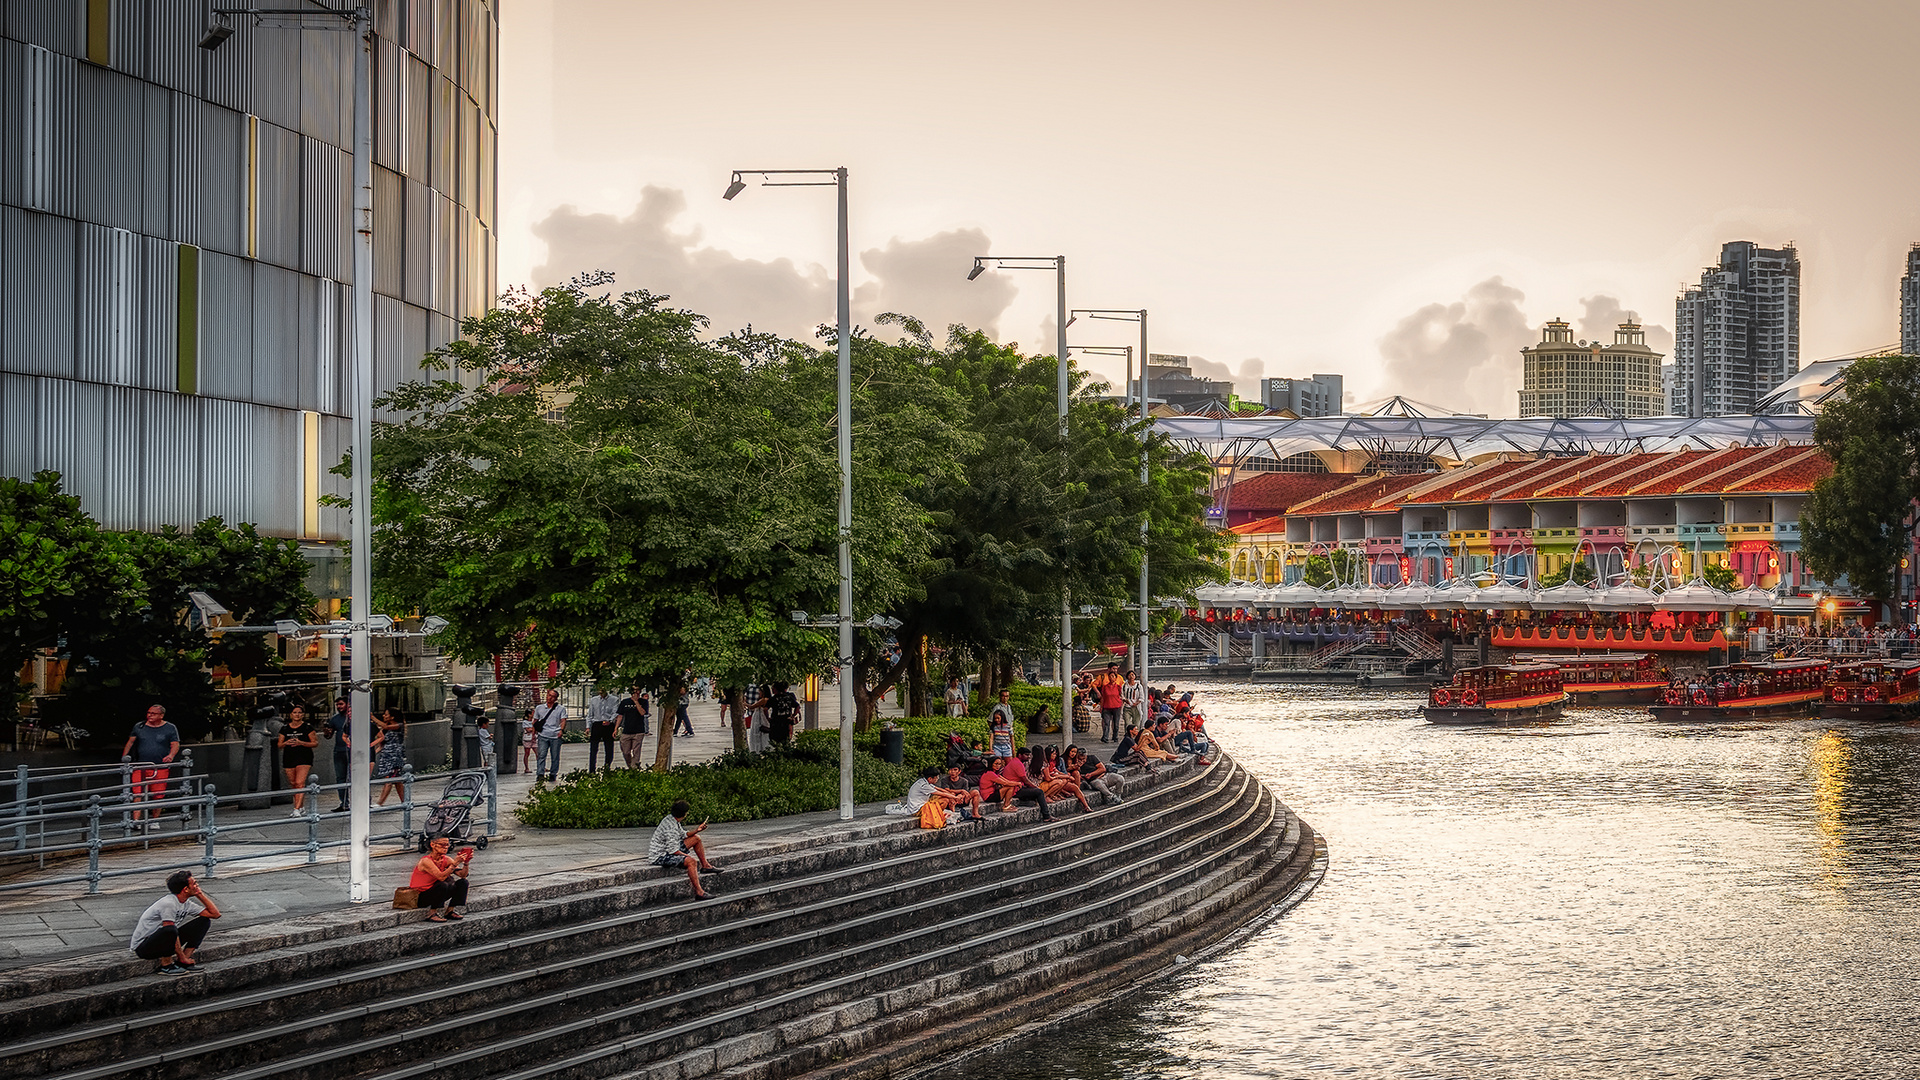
[
  {"left": 1902, "top": 244, "right": 1920, "bottom": 356},
  {"left": 1518, "top": 319, "right": 1664, "bottom": 418},
  {"left": 1670, "top": 241, "right": 1800, "bottom": 416}
]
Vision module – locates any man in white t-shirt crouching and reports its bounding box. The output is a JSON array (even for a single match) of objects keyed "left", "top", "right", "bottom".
[{"left": 131, "top": 870, "right": 222, "bottom": 975}]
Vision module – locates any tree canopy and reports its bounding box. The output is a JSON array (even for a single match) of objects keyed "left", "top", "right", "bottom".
[{"left": 1802, "top": 353, "right": 1920, "bottom": 603}]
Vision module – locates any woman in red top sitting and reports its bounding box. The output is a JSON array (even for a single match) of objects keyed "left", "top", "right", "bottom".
[{"left": 410, "top": 837, "right": 472, "bottom": 923}]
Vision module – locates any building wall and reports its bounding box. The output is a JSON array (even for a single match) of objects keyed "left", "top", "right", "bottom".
[
  {"left": 1259, "top": 374, "right": 1343, "bottom": 417},
  {"left": 0, "top": 0, "right": 499, "bottom": 540},
  {"left": 1902, "top": 244, "right": 1919, "bottom": 357},
  {"left": 1518, "top": 320, "right": 1663, "bottom": 418}
]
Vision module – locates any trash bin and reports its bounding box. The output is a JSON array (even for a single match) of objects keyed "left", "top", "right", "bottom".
[{"left": 879, "top": 727, "right": 904, "bottom": 765}]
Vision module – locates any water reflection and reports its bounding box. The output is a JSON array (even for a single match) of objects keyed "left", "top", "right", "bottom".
[{"left": 922, "top": 682, "right": 1920, "bottom": 1080}]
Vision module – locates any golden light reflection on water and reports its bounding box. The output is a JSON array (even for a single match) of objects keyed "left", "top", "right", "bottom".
[{"left": 1807, "top": 729, "right": 1851, "bottom": 891}]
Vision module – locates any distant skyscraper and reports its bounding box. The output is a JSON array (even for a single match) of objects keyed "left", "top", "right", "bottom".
[
  {"left": 1518, "top": 320, "right": 1664, "bottom": 418},
  {"left": 1902, "top": 244, "right": 1920, "bottom": 356},
  {"left": 1670, "top": 241, "right": 1800, "bottom": 416},
  {"left": 1259, "top": 374, "right": 1344, "bottom": 416}
]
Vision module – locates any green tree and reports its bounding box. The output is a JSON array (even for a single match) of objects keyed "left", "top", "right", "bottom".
[
  {"left": 1538, "top": 560, "right": 1596, "bottom": 589},
  {"left": 0, "top": 472, "right": 144, "bottom": 715},
  {"left": 1300, "top": 549, "right": 1362, "bottom": 588},
  {"left": 1702, "top": 562, "right": 1737, "bottom": 591},
  {"left": 56, "top": 520, "right": 316, "bottom": 742},
  {"left": 1802, "top": 354, "right": 1920, "bottom": 602}
]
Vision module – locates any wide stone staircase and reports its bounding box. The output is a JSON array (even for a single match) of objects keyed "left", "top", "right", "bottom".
[{"left": 0, "top": 753, "right": 1323, "bottom": 1080}]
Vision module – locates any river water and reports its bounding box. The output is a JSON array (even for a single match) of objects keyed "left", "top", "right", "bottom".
[{"left": 925, "top": 681, "right": 1920, "bottom": 1079}]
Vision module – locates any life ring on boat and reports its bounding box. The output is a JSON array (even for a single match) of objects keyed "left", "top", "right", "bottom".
[
  {"left": 1460, "top": 689, "right": 1481, "bottom": 707},
  {"left": 1663, "top": 688, "right": 1683, "bottom": 706},
  {"left": 1432, "top": 688, "right": 1452, "bottom": 706},
  {"left": 1833, "top": 687, "right": 1848, "bottom": 702},
  {"left": 1691, "top": 690, "right": 1712, "bottom": 706},
  {"left": 1864, "top": 686, "right": 1880, "bottom": 702}
]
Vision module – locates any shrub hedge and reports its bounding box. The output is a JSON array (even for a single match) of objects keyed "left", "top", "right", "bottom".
[{"left": 515, "top": 713, "right": 1024, "bottom": 829}]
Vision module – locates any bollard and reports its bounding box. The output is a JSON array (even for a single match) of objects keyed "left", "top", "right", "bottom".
[
  {"left": 202, "top": 784, "right": 219, "bottom": 878},
  {"left": 14, "top": 764, "right": 29, "bottom": 854},
  {"left": 305, "top": 777, "right": 322, "bottom": 862},
  {"left": 86, "top": 796, "right": 102, "bottom": 895},
  {"left": 400, "top": 769, "right": 415, "bottom": 846},
  {"left": 485, "top": 766, "right": 498, "bottom": 837}
]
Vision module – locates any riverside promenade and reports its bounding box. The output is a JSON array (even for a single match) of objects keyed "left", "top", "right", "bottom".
[{"left": 0, "top": 689, "right": 907, "bottom": 971}]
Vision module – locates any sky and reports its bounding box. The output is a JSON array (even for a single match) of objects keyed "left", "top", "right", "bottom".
[{"left": 496, "top": 0, "right": 1920, "bottom": 417}]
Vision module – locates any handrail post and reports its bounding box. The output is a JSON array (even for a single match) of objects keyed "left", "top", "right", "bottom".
[
  {"left": 202, "top": 784, "right": 219, "bottom": 879},
  {"left": 119, "top": 755, "right": 133, "bottom": 833},
  {"left": 85, "top": 796, "right": 102, "bottom": 895},
  {"left": 485, "top": 766, "right": 498, "bottom": 837},
  {"left": 11, "top": 764, "right": 25, "bottom": 854},
  {"left": 400, "top": 768, "right": 414, "bottom": 843},
  {"left": 306, "top": 776, "right": 321, "bottom": 862}
]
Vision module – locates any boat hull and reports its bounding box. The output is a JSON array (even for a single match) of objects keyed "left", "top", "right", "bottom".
[
  {"left": 1648, "top": 692, "right": 1821, "bottom": 721},
  {"left": 1565, "top": 682, "right": 1665, "bottom": 706},
  {"left": 1425, "top": 698, "right": 1567, "bottom": 725},
  {"left": 1818, "top": 701, "right": 1920, "bottom": 722}
]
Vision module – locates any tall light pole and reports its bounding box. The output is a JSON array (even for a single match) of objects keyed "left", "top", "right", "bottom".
[
  {"left": 727, "top": 169, "right": 856, "bottom": 819},
  {"left": 206, "top": 4, "right": 377, "bottom": 902},
  {"left": 970, "top": 256, "right": 1073, "bottom": 749},
  {"left": 1071, "top": 308, "right": 1150, "bottom": 689}
]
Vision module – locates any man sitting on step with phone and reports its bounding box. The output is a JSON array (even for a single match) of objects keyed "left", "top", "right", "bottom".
[{"left": 648, "top": 799, "right": 726, "bottom": 901}]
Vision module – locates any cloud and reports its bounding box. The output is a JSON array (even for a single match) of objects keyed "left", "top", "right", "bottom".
[
  {"left": 1376, "top": 277, "right": 1533, "bottom": 416},
  {"left": 530, "top": 187, "right": 1018, "bottom": 343},
  {"left": 1577, "top": 293, "right": 1675, "bottom": 358}
]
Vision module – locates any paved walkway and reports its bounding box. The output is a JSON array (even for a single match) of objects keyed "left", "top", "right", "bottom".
[{"left": 0, "top": 686, "right": 908, "bottom": 970}]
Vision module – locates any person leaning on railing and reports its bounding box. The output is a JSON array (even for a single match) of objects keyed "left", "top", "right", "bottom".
[{"left": 122, "top": 704, "right": 180, "bottom": 828}]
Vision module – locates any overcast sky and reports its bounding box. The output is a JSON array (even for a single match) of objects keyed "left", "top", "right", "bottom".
[{"left": 497, "top": 0, "right": 1920, "bottom": 416}]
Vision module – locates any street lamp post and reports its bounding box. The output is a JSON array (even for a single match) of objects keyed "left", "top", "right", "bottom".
[
  {"left": 204, "top": 4, "right": 377, "bottom": 903},
  {"left": 1071, "top": 308, "right": 1150, "bottom": 688},
  {"left": 970, "top": 256, "right": 1074, "bottom": 749},
  {"left": 727, "top": 169, "right": 856, "bottom": 819}
]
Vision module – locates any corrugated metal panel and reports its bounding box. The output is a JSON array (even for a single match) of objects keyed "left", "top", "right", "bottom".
[
  {"left": 106, "top": 0, "right": 142, "bottom": 77},
  {"left": 300, "top": 134, "right": 348, "bottom": 280},
  {"left": 25, "top": 44, "right": 78, "bottom": 216},
  {"left": 451, "top": 202, "right": 474, "bottom": 322},
  {"left": 429, "top": 73, "right": 453, "bottom": 194},
  {"left": 7, "top": 1, "right": 83, "bottom": 58},
  {"left": 372, "top": 292, "right": 406, "bottom": 421},
  {"left": 459, "top": 0, "right": 481, "bottom": 97},
  {"left": 200, "top": 396, "right": 252, "bottom": 524},
  {"left": 248, "top": 23, "right": 301, "bottom": 130},
  {"left": 250, "top": 262, "right": 300, "bottom": 408},
  {"left": 96, "top": 385, "right": 142, "bottom": 530},
  {"left": 298, "top": 26, "right": 343, "bottom": 146},
  {"left": 140, "top": 82, "right": 170, "bottom": 236},
  {"left": 431, "top": 0, "right": 454, "bottom": 73},
  {"left": 299, "top": 273, "right": 349, "bottom": 416},
  {"left": 374, "top": 0, "right": 401, "bottom": 44},
  {"left": 138, "top": 0, "right": 202, "bottom": 94},
  {"left": 74, "top": 63, "right": 143, "bottom": 230},
  {"left": 402, "top": 301, "right": 428, "bottom": 382},
  {"left": 406, "top": 0, "right": 435, "bottom": 59},
  {"left": 33, "top": 376, "right": 76, "bottom": 484},
  {"left": 202, "top": 13, "right": 253, "bottom": 113},
  {"left": 318, "top": 413, "right": 348, "bottom": 539},
  {"left": 169, "top": 91, "right": 198, "bottom": 242},
  {"left": 430, "top": 190, "right": 453, "bottom": 315},
  {"left": 373, "top": 164, "right": 403, "bottom": 298},
  {"left": 141, "top": 389, "right": 201, "bottom": 528},
  {"left": 193, "top": 98, "right": 244, "bottom": 255},
  {"left": 0, "top": 373, "right": 35, "bottom": 477},
  {"left": 1, "top": 205, "right": 76, "bottom": 377},
  {"left": 455, "top": 91, "right": 475, "bottom": 210},
  {"left": 428, "top": 311, "right": 454, "bottom": 355},
  {"left": 138, "top": 236, "right": 179, "bottom": 391},
  {"left": 44, "top": 379, "right": 108, "bottom": 514},
  {"left": 401, "top": 52, "right": 428, "bottom": 179},
  {"left": 197, "top": 250, "right": 253, "bottom": 400},
  {"left": 403, "top": 176, "right": 429, "bottom": 306},
  {"left": 252, "top": 402, "right": 302, "bottom": 535},
  {"left": 76, "top": 222, "right": 137, "bottom": 386},
  {"left": 254, "top": 119, "right": 300, "bottom": 268},
  {"left": 477, "top": 117, "right": 493, "bottom": 229},
  {"left": 373, "top": 36, "right": 399, "bottom": 169}
]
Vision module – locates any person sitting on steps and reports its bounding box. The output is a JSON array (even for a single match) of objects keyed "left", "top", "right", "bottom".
[
  {"left": 907, "top": 765, "right": 983, "bottom": 829},
  {"left": 649, "top": 799, "right": 724, "bottom": 900},
  {"left": 131, "top": 870, "right": 221, "bottom": 976},
  {"left": 978, "top": 755, "right": 1054, "bottom": 821},
  {"left": 411, "top": 837, "right": 472, "bottom": 922},
  {"left": 1065, "top": 745, "right": 1122, "bottom": 804}
]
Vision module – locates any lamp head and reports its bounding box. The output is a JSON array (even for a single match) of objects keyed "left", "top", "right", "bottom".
[
  {"left": 790, "top": 610, "right": 809, "bottom": 624},
  {"left": 723, "top": 174, "right": 747, "bottom": 200},
  {"left": 198, "top": 17, "right": 233, "bottom": 50},
  {"left": 967, "top": 260, "right": 987, "bottom": 281},
  {"left": 422, "top": 616, "right": 450, "bottom": 635}
]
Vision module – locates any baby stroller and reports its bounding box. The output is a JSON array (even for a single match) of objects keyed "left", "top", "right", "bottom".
[{"left": 417, "top": 771, "right": 490, "bottom": 851}]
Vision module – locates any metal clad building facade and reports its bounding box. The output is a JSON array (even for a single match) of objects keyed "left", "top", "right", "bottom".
[{"left": 0, "top": 0, "right": 499, "bottom": 542}]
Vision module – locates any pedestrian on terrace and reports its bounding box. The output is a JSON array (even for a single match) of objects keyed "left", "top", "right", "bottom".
[
  {"left": 122, "top": 704, "right": 180, "bottom": 826},
  {"left": 1096, "top": 662, "right": 1125, "bottom": 743},
  {"left": 585, "top": 687, "right": 619, "bottom": 773},
  {"left": 1121, "top": 670, "right": 1145, "bottom": 730},
  {"left": 532, "top": 690, "right": 567, "bottom": 782},
  {"left": 988, "top": 690, "right": 1016, "bottom": 759},
  {"left": 945, "top": 676, "right": 968, "bottom": 718},
  {"left": 616, "top": 686, "right": 650, "bottom": 768}
]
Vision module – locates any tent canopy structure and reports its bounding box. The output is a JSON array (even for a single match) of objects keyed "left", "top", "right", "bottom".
[{"left": 1156, "top": 413, "right": 1816, "bottom": 464}]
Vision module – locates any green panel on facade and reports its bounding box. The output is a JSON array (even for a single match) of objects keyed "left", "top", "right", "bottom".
[{"left": 177, "top": 244, "right": 199, "bottom": 394}]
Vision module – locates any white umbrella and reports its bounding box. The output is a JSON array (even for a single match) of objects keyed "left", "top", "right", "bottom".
[
  {"left": 1531, "top": 581, "right": 1600, "bottom": 610},
  {"left": 1656, "top": 581, "right": 1740, "bottom": 612},
  {"left": 1376, "top": 583, "right": 1437, "bottom": 609},
  {"left": 1226, "top": 583, "right": 1266, "bottom": 605},
  {"left": 1587, "top": 583, "right": 1660, "bottom": 611},
  {"left": 1728, "top": 586, "right": 1775, "bottom": 611},
  {"left": 1193, "top": 584, "right": 1234, "bottom": 606},
  {"left": 1467, "top": 582, "right": 1536, "bottom": 611},
  {"left": 1425, "top": 578, "right": 1478, "bottom": 609},
  {"left": 1267, "top": 581, "right": 1323, "bottom": 608}
]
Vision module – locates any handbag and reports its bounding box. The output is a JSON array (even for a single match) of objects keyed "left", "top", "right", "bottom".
[{"left": 392, "top": 886, "right": 421, "bottom": 910}]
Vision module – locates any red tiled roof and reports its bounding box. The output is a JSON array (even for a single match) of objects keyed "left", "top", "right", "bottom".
[
  {"left": 1221, "top": 472, "right": 1352, "bottom": 513},
  {"left": 1718, "top": 446, "right": 1831, "bottom": 493},
  {"left": 1287, "top": 473, "right": 1435, "bottom": 516},
  {"left": 1229, "top": 515, "right": 1286, "bottom": 535},
  {"left": 1625, "top": 445, "right": 1794, "bottom": 496}
]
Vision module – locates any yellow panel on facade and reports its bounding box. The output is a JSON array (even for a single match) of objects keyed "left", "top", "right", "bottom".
[{"left": 302, "top": 410, "right": 322, "bottom": 539}]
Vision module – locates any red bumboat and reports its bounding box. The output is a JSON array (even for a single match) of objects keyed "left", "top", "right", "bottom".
[
  {"left": 1649, "top": 659, "right": 1828, "bottom": 721},
  {"left": 1820, "top": 659, "right": 1920, "bottom": 721},
  {"left": 1425, "top": 664, "right": 1567, "bottom": 725},
  {"left": 1512, "top": 652, "right": 1666, "bottom": 706}
]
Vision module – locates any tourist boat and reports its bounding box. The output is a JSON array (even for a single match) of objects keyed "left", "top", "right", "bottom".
[
  {"left": 1424, "top": 663, "right": 1567, "bottom": 724},
  {"left": 1511, "top": 652, "right": 1667, "bottom": 706},
  {"left": 1648, "top": 658, "right": 1829, "bottom": 721},
  {"left": 1820, "top": 659, "right": 1920, "bottom": 721}
]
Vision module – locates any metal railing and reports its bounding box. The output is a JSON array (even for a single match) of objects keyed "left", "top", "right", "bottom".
[{"left": 0, "top": 766, "right": 498, "bottom": 895}]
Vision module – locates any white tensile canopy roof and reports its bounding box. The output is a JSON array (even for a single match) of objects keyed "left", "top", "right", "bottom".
[{"left": 1157, "top": 413, "right": 1815, "bottom": 461}]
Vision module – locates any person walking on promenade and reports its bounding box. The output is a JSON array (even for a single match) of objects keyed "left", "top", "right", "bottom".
[
  {"left": 373, "top": 707, "right": 410, "bottom": 806},
  {"left": 585, "top": 687, "right": 618, "bottom": 773},
  {"left": 988, "top": 690, "right": 1016, "bottom": 760},
  {"left": 131, "top": 870, "right": 221, "bottom": 975},
  {"left": 276, "top": 704, "right": 319, "bottom": 815},
  {"left": 324, "top": 697, "right": 352, "bottom": 812},
  {"left": 411, "top": 837, "right": 473, "bottom": 922},
  {"left": 767, "top": 683, "right": 800, "bottom": 747},
  {"left": 532, "top": 689, "right": 568, "bottom": 782},
  {"left": 122, "top": 704, "right": 180, "bottom": 826},
  {"left": 616, "top": 686, "right": 650, "bottom": 769},
  {"left": 1120, "top": 670, "right": 1145, "bottom": 731},
  {"left": 649, "top": 799, "right": 724, "bottom": 900},
  {"left": 1095, "top": 662, "right": 1125, "bottom": 743},
  {"left": 673, "top": 687, "right": 693, "bottom": 738},
  {"left": 944, "top": 676, "right": 968, "bottom": 719}
]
